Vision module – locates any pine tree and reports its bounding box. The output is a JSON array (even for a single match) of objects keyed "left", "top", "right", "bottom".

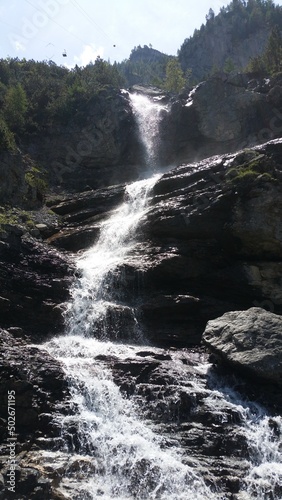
[
  {"left": 164, "top": 59, "right": 186, "bottom": 93},
  {"left": 264, "top": 26, "right": 282, "bottom": 73},
  {"left": 4, "top": 83, "right": 28, "bottom": 131}
]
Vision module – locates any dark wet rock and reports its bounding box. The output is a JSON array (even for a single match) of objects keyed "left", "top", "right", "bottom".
[
  {"left": 45, "top": 183, "right": 126, "bottom": 250},
  {"left": 46, "top": 224, "right": 100, "bottom": 251},
  {"left": 0, "top": 332, "right": 279, "bottom": 498},
  {"left": 0, "top": 229, "right": 74, "bottom": 338},
  {"left": 0, "top": 330, "right": 69, "bottom": 427},
  {"left": 1, "top": 82, "right": 282, "bottom": 499},
  {"left": 132, "top": 140, "right": 282, "bottom": 344},
  {"left": 203, "top": 307, "right": 282, "bottom": 386},
  {"left": 109, "top": 347, "right": 251, "bottom": 495},
  {"left": 47, "top": 183, "right": 125, "bottom": 217}
]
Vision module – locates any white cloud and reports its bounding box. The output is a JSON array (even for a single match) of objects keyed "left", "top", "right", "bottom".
[
  {"left": 73, "top": 44, "right": 104, "bottom": 67},
  {"left": 9, "top": 35, "right": 26, "bottom": 53}
]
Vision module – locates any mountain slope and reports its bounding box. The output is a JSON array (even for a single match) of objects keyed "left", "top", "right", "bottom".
[{"left": 178, "top": 0, "right": 282, "bottom": 81}]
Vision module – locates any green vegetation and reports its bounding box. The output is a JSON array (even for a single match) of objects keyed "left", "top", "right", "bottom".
[
  {"left": 0, "top": 0, "right": 280, "bottom": 162},
  {"left": 164, "top": 59, "right": 186, "bottom": 93},
  {"left": 0, "top": 116, "right": 16, "bottom": 151},
  {"left": 25, "top": 166, "right": 48, "bottom": 196},
  {"left": 224, "top": 57, "right": 236, "bottom": 73},
  {"left": 0, "top": 0, "right": 280, "bottom": 158},
  {"left": 0, "top": 56, "right": 125, "bottom": 153},
  {"left": 4, "top": 83, "right": 28, "bottom": 132},
  {"left": 226, "top": 153, "right": 276, "bottom": 184},
  {"left": 247, "top": 25, "right": 282, "bottom": 74},
  {"left": 0, "top": 206, "right": 38, "bottom": 233},
  {"left": 116, "top": 45, "right": 171, "bottom": 87},
  {"left": 0, "top": 208, "right": 19, "bottom": 226}
]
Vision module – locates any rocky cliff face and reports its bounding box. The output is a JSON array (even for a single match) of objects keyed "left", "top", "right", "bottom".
[
  {"left": 179, "top": 25, "right": 270, "bottom": 81},
  {"left": 34, "top": 139, "right": 282, "bottom": 351},
  {"left": 2, "top": 73, "right": 282, "bottom": 207},
  {"left": 0, "top": 227, "right": 74, "bottom": 339},
  {"left": 24, "top": 87, "right": 144, "bottom": 193},
  {"left": 159, "top": 73, "right": 282, "bottom": 166}
]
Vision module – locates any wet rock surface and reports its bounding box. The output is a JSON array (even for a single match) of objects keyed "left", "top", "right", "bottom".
[
  {"left": 136, "top": 140, "right": 282, "bottom": 345},
  {"left": 1, "top": 128, "right": 282, "bottom": 497},
  {"left": 0, "top": 227, "right": 74, "bottom": 339},
  {"left": 40, "top": 139, "right": 282, "bottom": 348},
  {"left": 46, "top": 183, "right": 125, "bottom": 251},
  {"left": 110, "top": 348, "right": 251, "bottom": 496}
]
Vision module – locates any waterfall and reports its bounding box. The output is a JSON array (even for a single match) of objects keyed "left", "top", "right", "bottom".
[
  {"left": 129, "top": 92, "right": 168, "bottom": 169},
  {"left": 43, "top": 170, "right": 218, "bottom": 498},
  {"left": 40, "top": 92, "right": 282, "bottom": 499},
  {"left": 45, "top": 338, "right": 218, "bottom": 500},
  {"left": 64, "top": 175, "right": 159, "bottom": 342}
]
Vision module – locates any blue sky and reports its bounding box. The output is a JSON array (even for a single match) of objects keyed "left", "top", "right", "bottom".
[{"left": 1, "top": 0, "right": 282, "bottom": 67}]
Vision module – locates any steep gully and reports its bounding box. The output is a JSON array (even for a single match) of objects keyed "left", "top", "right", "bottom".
[{"left": 1, "top": 92, "right": 281, "bottom": 498}]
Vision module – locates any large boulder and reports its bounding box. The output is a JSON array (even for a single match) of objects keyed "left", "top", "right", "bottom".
[{"left": 203, "top": 307, "right": 282, "bottom": 386}]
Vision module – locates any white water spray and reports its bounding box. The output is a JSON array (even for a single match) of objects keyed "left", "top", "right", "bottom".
[
  {"left": 206, "top": 375, "right": 282, "bottom": 498},
  {"left": 45, "top": 337, "right": 218, "bottom": 500},
  {"left": 130, "top": 92, "right": 168, "bottom": 169},
  {"left": 65, "top": 174, "right": 159, "bottom": 341},
  {"left": 44, "top": 167, "right": 218, "bottom": 498}
]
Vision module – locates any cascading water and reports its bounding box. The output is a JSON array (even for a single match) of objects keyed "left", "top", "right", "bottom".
[
  {"left": 129, "top": 92, "right": 168, "bottom": 169},
  {"left": 205, "top": 373, "right": 282, "bottom": 499},
  {"left": 41, "top": 92, "right": 282, "bottom": 499},
  {"left": 64, "top": 174, "right": 159, "bottom": 342}
]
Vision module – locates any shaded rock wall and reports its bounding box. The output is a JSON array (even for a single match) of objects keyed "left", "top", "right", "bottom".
[
  {"left": 159, "top": 74, "right": 282, "bottom": 166},
  {"left": 0, "top": 227, "right": 74, "bottom": 339},
  {"left": 25, "top": 88, "right": 144, "bottom": 193},
  {"left": 179, "top": 23, "right": 270, "bottom": 81},
  {"left": 3, "top": 75, "right": 282, "bottom": 205}
]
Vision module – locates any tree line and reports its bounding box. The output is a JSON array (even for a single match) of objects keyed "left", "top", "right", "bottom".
[{"left": 0, "top": 57, "right": 124, "bottom": 151}]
